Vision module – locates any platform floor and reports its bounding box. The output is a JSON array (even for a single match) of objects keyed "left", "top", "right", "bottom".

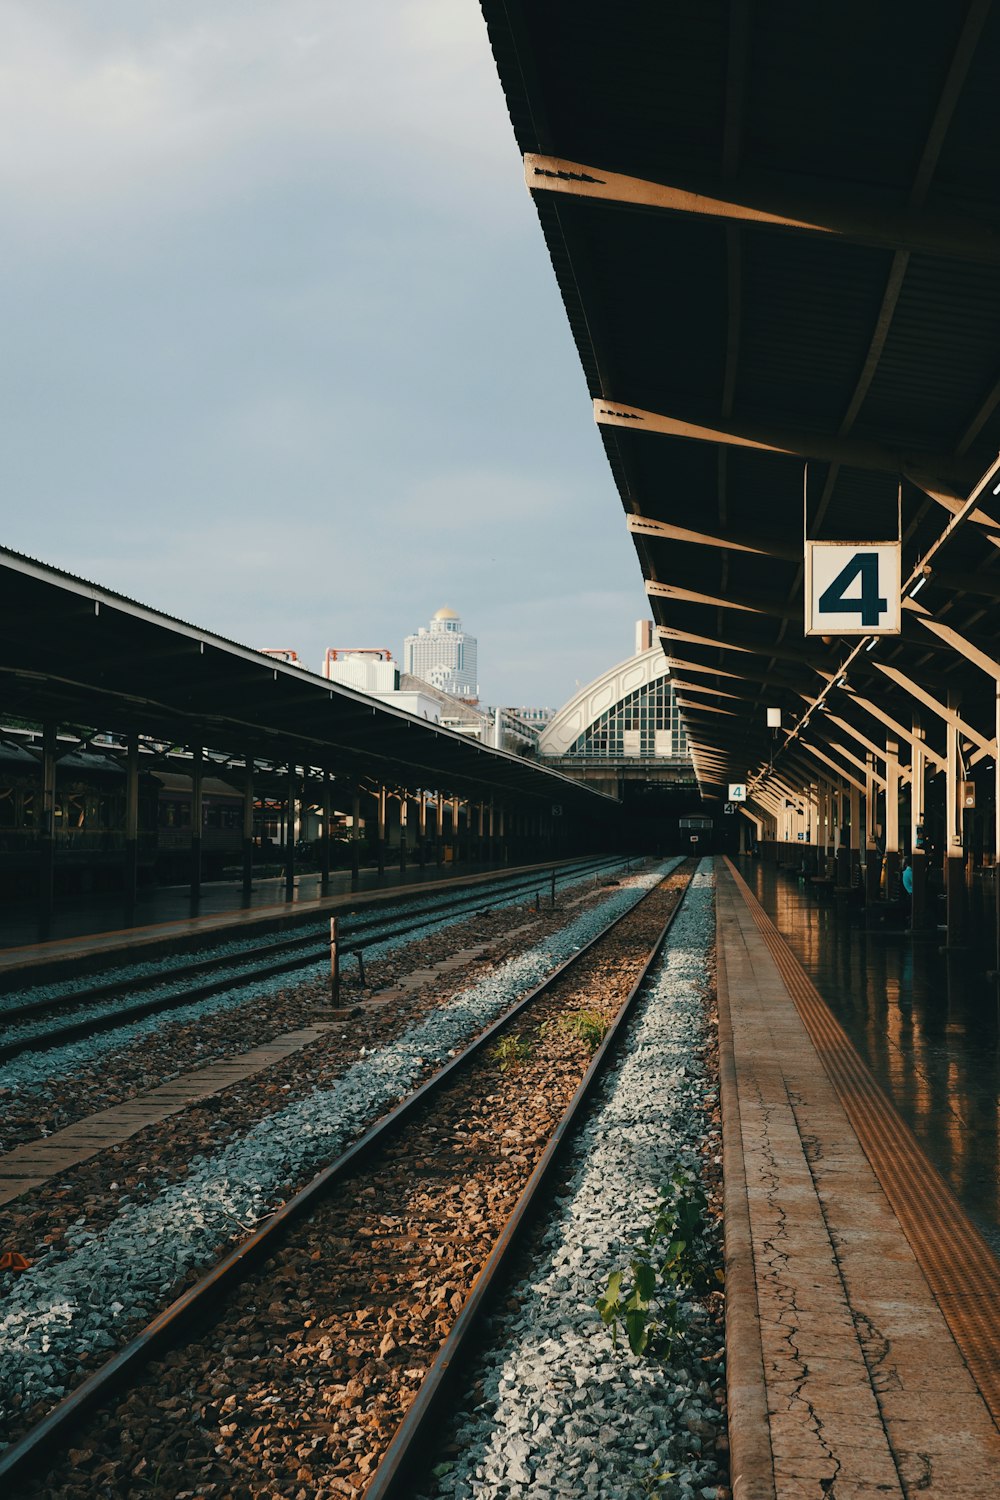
[
  {"left": 0, "top": 860, "right": 513, "bottom": 953},
  {"left": 717, "top": 857, "right": 1000, "bottom": 1498},
  {"left": 736, "top": 855, "right": 999, "bottom": 1258},
  {"left": 0, "top": 858, "right": 541, "bottom": 984}
]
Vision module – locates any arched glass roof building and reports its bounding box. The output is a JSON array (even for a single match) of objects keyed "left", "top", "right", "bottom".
[{"left": 539, "top": 646, "right": 689, "bottom": 763}]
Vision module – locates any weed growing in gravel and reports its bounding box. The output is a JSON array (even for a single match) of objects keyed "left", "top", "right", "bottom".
[
  {"left": 540, "top": 1008, "right": 607, "bottom": 1055},
  {"left": 596, "top": 1167, "right": 719, "bottom": 1357},
  {"left": 493, "top": 1033, "right": 534, "bottom": 1071}
]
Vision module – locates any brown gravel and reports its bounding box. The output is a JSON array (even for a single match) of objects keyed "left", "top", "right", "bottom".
[{"left": 18, "top": 869, "right": 691, "bottom": 1498}]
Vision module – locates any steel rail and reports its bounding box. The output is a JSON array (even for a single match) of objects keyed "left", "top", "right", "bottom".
[
  {"left": 0, "top": 855, "right": 630, "bottom": 1062},
  {"left": 364, "top": 862, "right": 698, "bottom": 1499},
  {"left": 0, "top": 859, "right": 689, "bottom": 1490}
]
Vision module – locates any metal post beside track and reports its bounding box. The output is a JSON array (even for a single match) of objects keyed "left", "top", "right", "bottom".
[{"left": 330, "top": 917, "right": 340, "bottom": 1006}]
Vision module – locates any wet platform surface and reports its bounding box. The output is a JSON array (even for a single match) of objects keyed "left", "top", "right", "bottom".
[
  {"left": 716, "top": 858, "right": 1000, "bottom": 1497},
  {"left": 735, "top": 856, "right": 1000, "bottom": 1257},
  {"left": 0, "top": 859, "right": 529, "bottom": 983}
]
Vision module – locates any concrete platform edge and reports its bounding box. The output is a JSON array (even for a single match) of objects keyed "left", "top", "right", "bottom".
[{"left": 715, "top": 858, "right": 776, "bottom": 1500}]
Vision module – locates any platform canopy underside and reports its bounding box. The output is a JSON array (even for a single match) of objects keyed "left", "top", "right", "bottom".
[{"left": 482, "top": 0, "right": 1000, "bottom": 801}]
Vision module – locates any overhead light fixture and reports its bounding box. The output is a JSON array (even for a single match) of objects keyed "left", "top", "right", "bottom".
[
  {"left": 766, "top": 707, "right": 781, "bottom": 728},
  {"left": 909, "top": 576, "right": 927, "bottom": 597},
  {"left": 865, "top": 638, "right": 879, "bottom": 652}
]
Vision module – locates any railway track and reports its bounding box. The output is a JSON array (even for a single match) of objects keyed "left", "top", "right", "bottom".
[
  {"left": 0, "top": 860, "right": 696, "bottom": 1495},
  {"left": 0, "top": 855, "right": 628, "bottom": 1062}
]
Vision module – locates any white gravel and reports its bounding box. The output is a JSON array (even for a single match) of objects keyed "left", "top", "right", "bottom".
[
  {"left": 0, "top": 861, "right": 678, "bottom": 1445},
  {"left": 429, "top": 863, "right": 722, "bottom": 1500}
]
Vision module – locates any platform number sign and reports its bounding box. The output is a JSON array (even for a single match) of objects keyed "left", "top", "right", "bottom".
[
  {"left": 728, "top": 783, "right": 747, "bottom": 803},
  {"left": 805, "top": 541, "right": 901, "bottom": 636}
]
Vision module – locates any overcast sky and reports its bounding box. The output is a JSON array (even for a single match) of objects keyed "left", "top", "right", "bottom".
[{"left": 1, "top": 1, "right": 648, "bottom": 709}]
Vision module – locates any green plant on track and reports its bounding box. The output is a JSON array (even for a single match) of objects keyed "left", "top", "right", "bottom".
[
  {"left": 596, "top": 1167, "right": 720, "bottom": 1357},
  {"left": 493, "top": 1033, "right": 534, "bottom": 1071},
  {"left": 558, "top": 1008, "right": 608, "bottom": 1054},
  {"left": 539, "top": 1008, "right": 608, "bottom": 1055}
]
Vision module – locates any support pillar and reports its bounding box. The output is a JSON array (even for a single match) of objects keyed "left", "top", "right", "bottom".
[
  {"left": 435, "top": 794, "right": 444, "bottom": 867},
  {"left": 452, "top": 797, "right": 461, "bottom": 863},
  {"left": 946, "top": 688, "right": 966, "bottom": 945},
  {"left": 376, "top": 785, "right": 387, "bottom": 878},
  {"left": 399, "top": 792, "right": 408, "bottom": 875},
  {"left": 320, "top": 769, "right": 331, "bottom": 892},
  {"left": 123, "top": 731, "right": 139, "bottom": 925},
  {"left": 864, "top": 754, "right": 880, "bottom": 904},
  {"left": 418, "top": 791, "right": 428, "bottom": 869},
  {"left": 190, "top": 745, "right": 203, "bottom": 902},
  {"left": 884, "top": 738, "right": 900, "bottom": 896},
  {"left": 910, "top": 714, "right": 927, "bottom": 930},
  {"left": 241, "top": 755, "right": 255, "bottom": 904},
  {"left": 285, "top": 766, "right": 296, "bottom": 896},
  {"left": 38, "top": 721, "right": 57, "bottom": 943},
  {"left": 351, "top": 789, "right": 361, "bottom": 887}
]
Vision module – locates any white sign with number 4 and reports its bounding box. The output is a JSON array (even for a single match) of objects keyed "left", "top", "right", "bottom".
[{"left": 805, "top": 541, "right": 901, "bottom": 636}]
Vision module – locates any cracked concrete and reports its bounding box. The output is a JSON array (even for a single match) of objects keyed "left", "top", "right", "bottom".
[{"left": 717, "top": 861, "right": 1000, "bottom": 1498}]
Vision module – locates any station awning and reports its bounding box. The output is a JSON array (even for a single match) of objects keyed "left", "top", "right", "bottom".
[
  {"left": 481, "top": 1, "right": 1000, "bottom": 801},
  {"left": 0, "top": 547, "right": 615, "bottom": 813}
]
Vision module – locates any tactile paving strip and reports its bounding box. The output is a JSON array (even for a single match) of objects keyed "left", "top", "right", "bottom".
[{"left": 726, "top": 857, "right": 1000, "bottom": 1428}]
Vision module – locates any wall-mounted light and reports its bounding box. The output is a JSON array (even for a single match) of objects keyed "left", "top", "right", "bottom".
[{"left": 909, "top": 575, "right": 927, "bottom": 598}]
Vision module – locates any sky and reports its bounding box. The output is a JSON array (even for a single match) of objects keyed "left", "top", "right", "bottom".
[{"left": 0, "top": 1, "right": 649, "bottom": 709}]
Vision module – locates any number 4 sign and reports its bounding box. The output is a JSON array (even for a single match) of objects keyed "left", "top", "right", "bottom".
[{"left": 805, "top": 541, "right": 901, "bottom": 636}]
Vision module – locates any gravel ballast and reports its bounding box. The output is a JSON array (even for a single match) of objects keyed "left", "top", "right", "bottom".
[
  {"left": 0, "top": 862, "right": 677, "bottom": 1449},
  {"left": 429, "top": 862, "right": 725, "bottom": 1500}
]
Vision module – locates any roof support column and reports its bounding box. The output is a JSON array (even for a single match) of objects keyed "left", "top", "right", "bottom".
[
  {"left": 910, "top": 715, "right": 928, "bottom": 931},
  {"left": 190, "top": 745, "right": 203, "bottom": 904},
  {"left": 435, "top": 793, "right": 444, "bottom": 867},
  {"left": 376, "top": 786, "right": 387, "bottom": 880},
  {"left": 242, "top": 755, "right": 255, "bottom": 906},
  {"left": 884, "top": 739, "right": 900, "bottom": 896},
  {"left": 399, "top": 792, "right": 408, "bottom": 876},
  {"left": 123, "top": 731, "right": 139, "bottom": 928},
  {"left": 37, "top": 721, "right": 57, "bottom": 943},
  {"left": 284, "top": 766, "right": 296, "bottom": 897},
  {"left": 451, "top": 796, "right": 461, "bottom": 864},
  {"left": 477, "top": 800, "right": 485, "bottom": 865},
  {"left": 865, "top": 754, "right": 881, "bottom": 904},
  {"left": 418, "top": 791, "right": 428, "bottom": 870},
  {"left": 995, "top": 688, "right": 1000, "bottom": 971},
  {"left": 946, "top": 689, "right": 967, "bottom": 946},
  {"left": 351, "top": 788, "right": 362, "bottom": 888},
  {"left": 320, "top": 769, "right": 331, "bottom": 893},
  {"left": 842, "top": 782, "right": 861, "bottom": 891}
]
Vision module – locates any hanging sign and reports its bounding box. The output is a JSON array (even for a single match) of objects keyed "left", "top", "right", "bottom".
[
  {"left": 805, "top": 541, "right": 901, "bottom": 636},
  {"left": 728, "top": 783, "right": 747, "bottom": 802}
]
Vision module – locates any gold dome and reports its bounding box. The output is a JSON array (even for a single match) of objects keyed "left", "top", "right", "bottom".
[{"left": 433, "top": 606, "right": 459, "bottom": 620}]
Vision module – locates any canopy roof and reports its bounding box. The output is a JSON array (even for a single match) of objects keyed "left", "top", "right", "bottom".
[
  {"left": 0, "top": 547, "right": 613, "bottom": 813},
  {"left": 482, "top": 0, "right": 1000, "bottom": 799}
]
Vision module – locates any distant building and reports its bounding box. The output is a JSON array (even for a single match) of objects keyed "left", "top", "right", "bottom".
[
  {"left": 403, "top": 607, "right": 479, "bottom": 702},
  {"left": 259, "top": 648, "right": 306, "bottom": 668},
  {"left": 324, "top": 650, "right": 398, "bottom": 695}
]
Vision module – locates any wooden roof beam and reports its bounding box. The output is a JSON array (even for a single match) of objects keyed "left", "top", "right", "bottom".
[
  {"left": 646, "top": 580, "right": 797, "bottom": 619},
  {"left": 526, "top": 154, "right": 1000, "bottom": 266},
  {"left": 600, "top": 403, "right": 966, "bottom": 485},
  {"left": 627, "top": 513, "right": 799, "bottom": 561}
]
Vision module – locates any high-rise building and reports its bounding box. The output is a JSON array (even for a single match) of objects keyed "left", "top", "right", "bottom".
[{"left": 403, "top": 607, "right": 479, "bottom": 701}]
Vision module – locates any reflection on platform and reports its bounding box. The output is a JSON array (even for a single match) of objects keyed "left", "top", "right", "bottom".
[{"left": 739, "top": 858, "right": 1000, "bottom": 1256}]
